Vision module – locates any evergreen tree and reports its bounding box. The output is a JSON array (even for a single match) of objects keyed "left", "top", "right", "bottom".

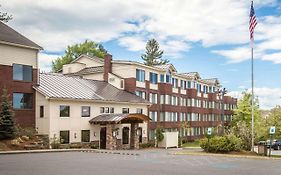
[
  {"left": 0, "top": 89, "right": 16, "bottom": 140},
  {"left": 141, "top": 39, "right": 168, "bottom": 66},
  {"left": 52, "top": 40, "right": 107, "bottom": 72},
  {"left": 155, "top": 127, "right": 164, "bottom": 147},
  {"left": 0, "top": 5, "right": 12, "bottom": 23}
]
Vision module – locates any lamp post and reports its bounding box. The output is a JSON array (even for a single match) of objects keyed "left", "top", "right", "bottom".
[{"left": 217, "top": 88, "right": 227, "bottom": 135}]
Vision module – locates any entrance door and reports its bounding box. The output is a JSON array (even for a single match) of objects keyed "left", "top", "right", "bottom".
[
  {"left": 139, "top": 127, "right": 142, "bottom": 143},
  {"left": 100, "top": 127, "right": 107, "bottom": 149}
]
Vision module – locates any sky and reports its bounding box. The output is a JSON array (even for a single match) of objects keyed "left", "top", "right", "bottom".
[{"left": 1, "top": 0, "right": 281, "bottom": 109}]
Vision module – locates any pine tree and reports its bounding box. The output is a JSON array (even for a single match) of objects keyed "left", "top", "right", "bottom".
[
  {"left": 0, "top": 89, "right": 16, "bottom": 140},
  {"left": 141, "top": 39, "right": 168, "bottom": 66},
  {"left": 0, "top": 5, "right": 12, "bottom": 23}
]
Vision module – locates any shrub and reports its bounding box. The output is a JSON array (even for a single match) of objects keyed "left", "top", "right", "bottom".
[
  {"left": 16, "top": 127, "right": 37, "bottom": 139},
  {"left": 50, "top": 135, "right": 60, "bottom": 149},
  {"left": 200, "top": 134, "right": 242, "bottom": 153},
  {"left": 156, "top": 127, "right": 164, "bottom": 147},
  {"left": 70, "top": 143, "right": 82, "bottom": 149},
  {"left": 90, "top": 142, "right": 99, "bottom": 149},
  {"left": 139, "top": 143, "right": 154, "bottom": 149}
]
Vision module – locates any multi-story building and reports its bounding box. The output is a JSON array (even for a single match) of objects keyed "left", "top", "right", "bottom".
[
  {"left": 34, "top": 73, "right": 150, "bottom": 149},
  {"left": 0, "top": 22, "right": 42, "bottom": 127},
  {"left": 63, "top": 54, "right": 237, "bottom": 142}
]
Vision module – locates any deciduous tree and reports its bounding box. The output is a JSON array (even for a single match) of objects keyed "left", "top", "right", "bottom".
[
  {"left": 231, "top": 91, "right": 261, "bottom": 150},
  {"left": 52, "top": 40, "right": 107, "bottom": 72}
]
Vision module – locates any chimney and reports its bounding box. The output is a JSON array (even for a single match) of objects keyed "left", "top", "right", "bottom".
[{"left": 103, "top": 54, "right": 112, "bottom": 82}]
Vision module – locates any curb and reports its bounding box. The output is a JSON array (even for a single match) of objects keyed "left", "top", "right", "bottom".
[
  {"left": 173, "top": 151, "right": 281, "bottom": 160},
  {"left": 0, "top": 149, "right": 140, "bottom": 156},
  {"left": 0, "top": 149, "right": 97, "bottom": 155}
]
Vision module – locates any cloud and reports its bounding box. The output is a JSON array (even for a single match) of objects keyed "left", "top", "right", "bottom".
[
  {"left": 262, "top": 52, "right": 281, "bottom": 64},
  {"left": 38, "top": 53, "right": 61, "bottom": 72},
  {"left": 118, "top": 36, "right": 146, "bottom": 52},
  {"left": 212, "top": 14, "right": 281, "bottom": 64},
  {"left": 228, "top": 87, "right": 281, "bottom": 109},
  {"left": 1, "top": 0, "right": 280, "bottom": 68}
]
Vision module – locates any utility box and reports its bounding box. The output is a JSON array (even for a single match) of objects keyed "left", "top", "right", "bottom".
[
  {"left": 258, "top": 144, "right": 267, "bottom": 156},
  {"left": 158, "top": 132, "right": 178, "bottom": 149}
]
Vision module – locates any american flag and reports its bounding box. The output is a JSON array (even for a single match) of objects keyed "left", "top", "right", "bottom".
[{"left": 249, "top": 1, "right": 257, "bottom": 42}]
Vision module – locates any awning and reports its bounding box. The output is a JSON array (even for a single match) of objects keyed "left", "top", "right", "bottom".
[{"left": 89, "top": 113, "right": 150, "bottom": 124}]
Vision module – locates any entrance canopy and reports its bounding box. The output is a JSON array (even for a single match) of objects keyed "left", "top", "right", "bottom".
[{"left": 89, "top": 113, "right": 150, "bottom": 125}]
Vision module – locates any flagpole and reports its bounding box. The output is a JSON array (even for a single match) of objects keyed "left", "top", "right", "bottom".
[{"left": 251, "top": 46, "right": 254, "bottom": 152}]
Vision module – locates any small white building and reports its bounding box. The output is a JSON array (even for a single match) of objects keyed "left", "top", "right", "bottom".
[{"left": 34, "top": 73, "right": 150, "bottom": 149}]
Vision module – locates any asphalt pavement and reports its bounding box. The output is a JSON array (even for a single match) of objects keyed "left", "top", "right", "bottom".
[{"left": 0, "top": 149, "right": 280, "bottom": 175}]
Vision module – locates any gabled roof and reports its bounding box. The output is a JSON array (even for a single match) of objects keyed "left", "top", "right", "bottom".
[
  {"left": 71, "top": 54, "right": 104, "bottom": 64},
  {"left": 34, "top": 73, "right": 149, "bottom": 104},
  {"left": 0, "top": 22, "right": 42, "bottom": 50},
  {"left": 75, "top": 66, "right": 104, "bottom": 75},
  {"left": 201, "top": 78, "right": 220, "bottom": 86},
  {"left": 89, "top": 113, "right": 150, "bottom": 124},
  {"left": 178, "top": 72, "right": 201, "bottom": 79},
  {"left": 153, "top": 64, "right": 177, "bottom": 72}
]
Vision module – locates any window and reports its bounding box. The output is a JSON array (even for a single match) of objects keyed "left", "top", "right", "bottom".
[
  {"left": 171, "top": 96, "right": 177, "bottom": 105},
  {"left": 81, "top": 130, "right": 90, "bottom": 142},
  {"left": 135, "top": 91, "right": 146, "bottom": 99},
  {"left": 172, "top": 78, "right": 178, "bottom": 88},
  {"left": 110, "top": 107, "right": 114, "bottom": 113},
  {"left": 122, "top": 108, "right": 129, "bottom": 114},
  {"left": 122, "top": 127, "right": 129, "bottom": 144},
  {"left": 60, "top": 105, "right": 70, "bottom": 117},
  {"left": 105, "top": 107, "right": 110, "bottom": 113},
  {"left": 81, "top": 106, "right": 90, "bottom": 117},
  {"left": 60, "top": 131, "right": 69, "bottom": 144},
  {"left": 197, "top": 84, "right": 202, "bottom": 92},
  {"left": 100, "top": 107, "right": 114, "bottom": 113},
  {"left": 187, "top": 81, "right": 191, "bottom": 89},
  {"left": 149, "top": 93, "right": 158, "bottom": 104},
  {"left": 160, "top": 74, "right": 165, "bottom": 82},
  {"left": 13, "top": 93, "right": 33, "bottom": 109},
  {"left": 120, "top": 80, "right": 124, "bottom": 88},
  {"left": 13, "top": 64, "right": 32, "bottom": 82},
  {"left": 160, "top": 95, "right": 165, "bottom": 104},
  {"left": 180, "top": 80, "right": 186, "bottom": 89},
  {"left": 160, "top": 112, "right": 165, "bottom": 121},
  {"left": 136, "top": 108, "right": 143, "bottom": 114},
  {"left": 149, "top": 72, "right": 158, "bottom": 84},
  {"left": 100, "top": 107, "right": 105, "bottom": 113},
  {"left": 136, "top": 69, "right": 145, "bottom": 82},
  {"left": 40, "top": 106, "right": 44, "bottom": 118},
  {"left": 166, "top": 74, "right": 171, "bottom": 83},
  {"left": 149, "top": 111, "right": 157, "bottom": 122}
]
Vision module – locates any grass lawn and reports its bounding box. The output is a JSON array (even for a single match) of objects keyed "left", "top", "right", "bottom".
[{"left": 182, "top": 140, "right": 200, "bottom": 148}]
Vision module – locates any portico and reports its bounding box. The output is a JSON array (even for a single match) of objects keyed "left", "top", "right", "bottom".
[{"left": 89, "top": 113, "right": 150, "bottom": 150}]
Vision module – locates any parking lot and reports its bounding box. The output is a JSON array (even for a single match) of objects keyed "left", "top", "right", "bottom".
[{"left": 0, "top": 149, "right": 280, "bottom": 175}]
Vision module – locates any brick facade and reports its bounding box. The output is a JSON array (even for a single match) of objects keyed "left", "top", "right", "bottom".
[
  {"left": 0, "top": 64, "right": 37, "bottom": 127},
  {"left": 124, "top": 78, "right": 237, "bottom": 140}
]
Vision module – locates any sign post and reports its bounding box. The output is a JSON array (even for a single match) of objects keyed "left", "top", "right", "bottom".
[
  {"left": 269, "top": 126, "right": 276, "bottom": 157},
  {"left": 207, "top": 128, "right": 212, "bottom": 153}
]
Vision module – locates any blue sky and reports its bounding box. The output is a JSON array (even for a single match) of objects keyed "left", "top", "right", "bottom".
[{"left": 1, "top": 0, "right": 281, "bottom": 109}]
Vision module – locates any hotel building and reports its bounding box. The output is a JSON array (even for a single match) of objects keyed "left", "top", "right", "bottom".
[{"left": 63, "top": 54, "right": 237, "bottom": 142}]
